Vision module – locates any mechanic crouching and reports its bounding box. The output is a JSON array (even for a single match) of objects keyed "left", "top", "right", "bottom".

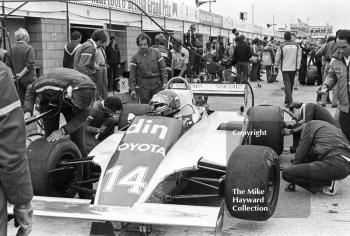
[
  {"left": 85, "top": 95, "right": 122, "bottom": 149},
  {"left": 23, "top": 67, "right": 96, "bottom": 158},
  {"left": 282, "top": 120, "right": 350, "bottom": 195},
  {"left": 129, "top": 33, "right": 168, "bottom": 103}
]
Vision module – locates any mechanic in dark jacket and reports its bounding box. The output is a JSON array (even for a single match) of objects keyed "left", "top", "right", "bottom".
[
  {"left": 0, "top": 62, "right": 33, "bottom": 235},
  {"left": 130, "top": 33, "right": 167, "bottom": 103},
  {"left": 23, "top": 68, "right": 96, "bottom": 158},
  {"left": 74, "top": 29, "right": 107, "bottom": 80},
  {"left": 287, "top": 102, "right": 338, "bottom": 152},
  {"left": 85, "top": 95, "right": 122, "bottom": 143},
  {"left": 282, "top": 120, "right": 350, "bottom": 195},
  {"left": 232, "top": 35, "right": 252, "bottom": 81},
  {"left": 63, "top": 31, "right": 82, "bottom": 69}
]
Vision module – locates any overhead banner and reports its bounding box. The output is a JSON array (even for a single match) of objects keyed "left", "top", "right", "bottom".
[
  {"left": 82, "top": 0, "right": 198, "bottom": 22},
  {"left": 199, "top": 10, "right": 222, "bottom": 28}
]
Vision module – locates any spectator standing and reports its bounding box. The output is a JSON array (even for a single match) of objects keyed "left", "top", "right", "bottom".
[
  {"left": 171, "top": 39, "right": 189, "bottom": 78},
  {"left": 185, "top": 24, "right": 198, "bottom": 78},
  {"left": 250, "top": 38, "right": 260, "bottom": 82},
  {"left": 74, "top": 29, "right": 107, "bottom": 96},
  {"left": 232, "top": 35, "right": 252, "bottom": 81},
  {"left": 297, "top": 38, "right": 310, "bottom": 85},
  {"left": 274, "top": 31, "right": 301, "bottom": 107},
  {"left": 0, "top": 62, "right": 33, "bottom": 236},
  {"left": 12, "top": 28, "right": 36, "bottom": 106},
  {"left": 130, "top": 33, "right": 167, "bottom": 103},
  {"left": 95, "top": 41, "right": 108, "bottom": 99},
  {"left": 261, "top": 41, "right": 276, "bottom": 83},
  {"left": 105, "top": 36, "right": 121, "bottom": 92},
  {"left": 24, "top": 68, "right": 96, "bottom": 158},
  {"left": 203, "top": 41, "right": 217, "bottom": 81},
  {"left": 153, "top": 33, "right": 172, "bottom": 80},
  {"left": 320, "top": 30, "right": 350, "bottom": 141},
  {"left": 63, "top": 30, "right": 81, "bottom": 69}
]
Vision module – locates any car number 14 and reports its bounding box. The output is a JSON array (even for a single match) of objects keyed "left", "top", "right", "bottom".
[{"left": 103, "top": 165, "right": 149, "bottom": 195}]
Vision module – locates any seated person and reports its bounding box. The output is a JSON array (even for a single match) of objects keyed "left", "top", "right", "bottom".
[
  {"left": 282, "top": 120, "right": 350, "bottom": 195},
  {"left": 149, "top": 89, "right": 199, "bottom": 129},
  {"left": 85, "top": 96, "right": 122, "bottom": 147},
  {"left": 285, "top": 102, "right": 338, "bottom": 152}
]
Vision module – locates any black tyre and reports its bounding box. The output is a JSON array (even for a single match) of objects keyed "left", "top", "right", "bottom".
[
  {"left": 306, "top": 66, "right": 317, "bottom": 85},
  {"left": 26, "top": 137, "right": 83, "bottom": 197},
  {"left": 247, "top": 105, "right": 284, "bottom": 155},
  {"left": 225, "top": 145, "right": 280, "bottom": 221}
]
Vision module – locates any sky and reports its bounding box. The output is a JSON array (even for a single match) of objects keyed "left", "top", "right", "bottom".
[{"left": 188, "top": 0, "right": 349, "bottom": 32}]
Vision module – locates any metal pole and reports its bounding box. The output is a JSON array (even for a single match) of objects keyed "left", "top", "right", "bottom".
[
  {"left": 252, "top": 3, "right": 254, "bottom": 26},
  {"left": 140, "top": 13, "right": 143, "bottom": 31},
  {"left": 66, "top": 0, "right": 70, "bottom": 43},
  {"left": 209, "top": 1, "right": 211, "bottom": 13},
  {"left": 272, "top": 14, "right": 275, "bottom": 37},
  {"left": 109, "top": 7, "right": 111, "bottom": 30},
  {"left": 2, "top": 0, "right": 5, "bottom": 49}
]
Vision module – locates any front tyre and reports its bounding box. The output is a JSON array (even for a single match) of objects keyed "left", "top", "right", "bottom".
[{"left": 225, "top": 145, "right": 280, "bottom": 221}]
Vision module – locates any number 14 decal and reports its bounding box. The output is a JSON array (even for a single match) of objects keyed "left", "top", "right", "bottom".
[{"left": 103, "top": 165, "right": 149, "bottom": 195}]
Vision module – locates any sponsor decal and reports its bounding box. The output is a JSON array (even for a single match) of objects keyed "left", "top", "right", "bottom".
[
  {"left": 126, "top": 118, "right": 168, "bottom": 140},
  {"left": 117, "top": 142, "right": 166, "bottom": 157}
]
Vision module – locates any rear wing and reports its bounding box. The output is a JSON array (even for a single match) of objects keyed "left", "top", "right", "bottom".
[
  {"left": 8, "top": 196, "right": 223, "bottom": 231},
  {"left": 170, "top": 83, "right": 247, "bottom": 97}
]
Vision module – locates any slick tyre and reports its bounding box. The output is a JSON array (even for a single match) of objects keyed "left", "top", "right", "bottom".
[
  {"left": 26, "top": 137, "right": 83, "bottom": 198},
  {"left": 247, "top": 105, "right": 284, "bottom": 155},
  {"left": 225, "top": 145, "right": 280, "bottom": 221}
]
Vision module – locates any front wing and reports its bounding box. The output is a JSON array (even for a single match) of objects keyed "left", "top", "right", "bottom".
[{"left": 8, "top": 196, "right": 223, "bottom": 230}]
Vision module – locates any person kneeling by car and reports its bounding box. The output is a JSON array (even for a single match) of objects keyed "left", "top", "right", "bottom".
[
  {"left": 282, "top": 120, "right": 350, "bottom": 195},
  {"left": 23, "top": 67, "right": 96, "bottom": 158},
  {"left": 286, "top": 102, "right": 338, "bottom": 153},
  {"left": 85, "top": 95, "right": 122, "bottom": 149}
]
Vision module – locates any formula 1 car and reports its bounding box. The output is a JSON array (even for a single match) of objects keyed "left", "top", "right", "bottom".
[{"left": 12, "top": 77, "right": 284, "bottom": 235}]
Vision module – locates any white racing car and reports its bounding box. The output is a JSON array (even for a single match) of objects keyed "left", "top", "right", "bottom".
[{"left": 12, "top": 77, "right": 285, "bottom": 235}]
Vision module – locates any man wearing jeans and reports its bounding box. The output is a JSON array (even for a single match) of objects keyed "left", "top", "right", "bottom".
[{"left": 274, "top": 31, "right": 301, "bottom": 107}]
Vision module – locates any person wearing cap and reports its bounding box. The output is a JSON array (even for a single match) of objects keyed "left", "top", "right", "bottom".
[
  {"left": 63, "top": 31, "right": 82, "bottom": 69},
  {"left": 282, "top": 120, "right": 350, "bottom": 195},
  {"left": 23, "top": 67, "right": 96, "bottom": 158},
  {"left": 286, "top": 102, "right": 338, "bottom": 152}
]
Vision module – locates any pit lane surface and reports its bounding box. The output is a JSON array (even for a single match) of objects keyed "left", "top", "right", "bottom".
[{"left": 9, "top": 73, "right": 350, "bottom": 235}]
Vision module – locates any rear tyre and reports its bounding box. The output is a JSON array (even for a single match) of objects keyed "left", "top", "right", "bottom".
[
  {"left": 225, "top": 145, "right": 280, "bottom": 221},
  {"left": 27, "top": 137, "right": 83, "bottom": 198},
  {"left": 247, "top": 105, "right": 284, "bottom": 155}
]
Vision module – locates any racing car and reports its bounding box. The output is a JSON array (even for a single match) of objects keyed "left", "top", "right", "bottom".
[{"left": 13, "top": 77, "right": 285, "bottom": 235}]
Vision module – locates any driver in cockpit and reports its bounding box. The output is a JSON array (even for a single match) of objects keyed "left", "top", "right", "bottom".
[{"left": 148, "top": 89, "right": 200, "bottom": 130}]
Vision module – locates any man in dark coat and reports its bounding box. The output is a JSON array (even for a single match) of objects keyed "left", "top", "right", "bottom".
[
  {"left": 63, "top": 31, "right": 82, "bottom": 69},
  {"left": 283, "top": 120, "right": 350, "bottom": 195},
  {"left": 105, "top": 35, "right": 121, "bottom": 91},
  {"left": 0, "top": 62, "right": 33, "bottom": 235}
]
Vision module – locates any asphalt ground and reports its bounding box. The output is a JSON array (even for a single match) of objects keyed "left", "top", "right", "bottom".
[{"left": 9, "top": 71, "right": 350, "bottom": 235}]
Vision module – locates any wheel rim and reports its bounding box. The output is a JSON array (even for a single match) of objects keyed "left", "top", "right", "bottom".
[
  {"left": 49, "top": 152, "right": 80, "bottom": 196},
  {"left": 266, "top": 162, "right": 278, "bottom": 206}
]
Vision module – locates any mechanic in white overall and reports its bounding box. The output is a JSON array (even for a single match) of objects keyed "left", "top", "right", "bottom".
[{"left": 0, "top": 62, "right": 33, "bottom": 235}]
